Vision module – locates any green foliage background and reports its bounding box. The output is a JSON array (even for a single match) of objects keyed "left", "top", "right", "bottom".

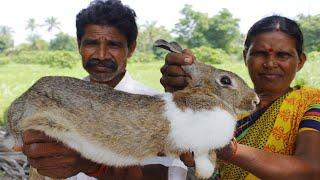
[{"left": 9, "top": 51, "right": 79, "bottom": 68}]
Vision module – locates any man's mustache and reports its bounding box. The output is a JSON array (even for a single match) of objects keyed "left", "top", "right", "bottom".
[{"left": 85, "top": 59, "right": 118, "bottom": 71}]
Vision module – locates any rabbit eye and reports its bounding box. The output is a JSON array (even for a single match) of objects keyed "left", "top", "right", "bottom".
[{"left": 220, "top": 76, "right": 232, "bottom": 86}]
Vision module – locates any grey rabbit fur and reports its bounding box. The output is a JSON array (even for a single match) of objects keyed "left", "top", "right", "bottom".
[{"left": 7, "top": 39, "right": 259, "bottom": 179}]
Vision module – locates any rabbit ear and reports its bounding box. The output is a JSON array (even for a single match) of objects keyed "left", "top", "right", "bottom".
[
  {"left": 182, "top": 61, "right": 202, "bottom": 87},
  {"left": 154, "top": 39, "right": 182, "bottom": 53}
]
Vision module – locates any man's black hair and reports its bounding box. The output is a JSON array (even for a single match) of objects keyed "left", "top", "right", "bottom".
[
  {"left": 244, "top": 15, "right": 304, "bottom": 55},
  {"left": 76, "top": 0, "right": 138, "bottom": 48}
]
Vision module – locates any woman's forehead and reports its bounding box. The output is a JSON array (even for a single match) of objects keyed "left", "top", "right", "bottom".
[{"left": 250, "top": 31, "right": 297, "bottom": 50}]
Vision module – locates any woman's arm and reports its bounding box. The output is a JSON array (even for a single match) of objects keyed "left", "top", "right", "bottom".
[{"left": 226, "top": 131, "right": 320, "bottom": 180}]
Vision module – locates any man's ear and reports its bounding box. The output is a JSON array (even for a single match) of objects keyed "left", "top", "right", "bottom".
[
  {"left": 297, "top": 52, "right": 307, "bottom": 71},
  {"left": 243, "top": 50, "right": 248, "bottom": 66},
  {"left": 128, "top": 40, "right": 136, "bottom": 58}
]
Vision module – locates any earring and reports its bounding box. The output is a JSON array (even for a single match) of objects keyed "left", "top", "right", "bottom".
[{"left": 263, "top": 63, "right": 267, "bottom": 67}]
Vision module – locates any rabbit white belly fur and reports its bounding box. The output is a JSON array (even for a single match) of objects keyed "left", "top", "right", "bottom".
[
  {"left": 163, "top": 93, "right": 236, "bottom": 151},
  {"left": 162, "top": 93, "right": 236, "bottom": 177},
  {"left": 42, "top": 129, "right": 141, "bottom": 166}
]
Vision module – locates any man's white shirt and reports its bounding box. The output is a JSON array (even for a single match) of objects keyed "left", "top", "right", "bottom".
[{"left": 68, "top": 72, "right": 187, "bottom": 180}]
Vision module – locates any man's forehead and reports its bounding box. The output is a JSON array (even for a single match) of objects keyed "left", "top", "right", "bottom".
[{"left": 83, "top": 24, "right": 127, "bottom": 41}]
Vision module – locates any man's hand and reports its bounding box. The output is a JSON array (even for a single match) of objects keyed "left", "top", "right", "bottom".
[
  {"left": 22, "top": 130, "right": 100, "bottom": 179},
  {"left": 160, "top": 49, "right": 195, "bottom": 92}
]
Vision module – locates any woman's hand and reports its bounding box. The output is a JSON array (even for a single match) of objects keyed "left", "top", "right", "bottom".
[
  {"left": 179, "top": 139, "right": 237, "bottom": 168},
  {"left": 216, "top": 139, "right": 238, "bottom": 162}
]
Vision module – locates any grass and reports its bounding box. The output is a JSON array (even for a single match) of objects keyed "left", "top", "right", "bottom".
[{"left": 1, "top": 59, "right": 320, "bottom": 125}]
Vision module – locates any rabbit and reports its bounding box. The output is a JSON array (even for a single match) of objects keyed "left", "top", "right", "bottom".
[{"left": 7, "top": 39, "right": 259, "bottom": 179}]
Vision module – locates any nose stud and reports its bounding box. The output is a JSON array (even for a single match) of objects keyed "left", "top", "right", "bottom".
[{"left": 263, "top": 61, "right": 277, "bottom": 68}]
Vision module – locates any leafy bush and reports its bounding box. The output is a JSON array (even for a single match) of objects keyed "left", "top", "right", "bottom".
[
  {"left": 191, "top": 46, "right": 230, "bottom": 64},
  {"left": 0, "top": 56, "right": 10, "bottom": 65},
  {"left": 129, "top": 52, "right": 158, "bottom": 63},
  {"left": 307, "top": 51, "right": 320, "bottom": 61},
  {"left": 12, "top": 50, "right": 80, "bottom": 68},
  {"left": 49, "top": 32, "right": 78, "bottom": 51},
  {"left": 0, "top": 33, "right": 14, "bottom": 53}
]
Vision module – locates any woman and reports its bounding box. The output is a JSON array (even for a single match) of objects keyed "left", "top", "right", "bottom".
[{"left": 160, "top": 15, "right": 320, "bottom": 179}]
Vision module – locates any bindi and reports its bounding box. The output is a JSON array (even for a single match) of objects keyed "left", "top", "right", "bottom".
[{"left": 268, "top": 48, "right": 273, "bottom": 53}]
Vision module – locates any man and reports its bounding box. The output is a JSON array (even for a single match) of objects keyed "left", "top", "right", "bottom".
[{"left": 22, "top": 0, "right": 187, "bottom": 179}]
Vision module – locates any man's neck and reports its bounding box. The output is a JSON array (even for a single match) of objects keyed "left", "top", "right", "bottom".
[{"left": 90, "top": 72, "right": 126, "bottom": 88}]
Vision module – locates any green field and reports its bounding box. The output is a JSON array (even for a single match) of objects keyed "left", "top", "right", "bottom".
[{"left": 1, "top": 59, "right": 320, "bottom": 125}]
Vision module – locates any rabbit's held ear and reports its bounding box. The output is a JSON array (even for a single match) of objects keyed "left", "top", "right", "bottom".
[
  {"left": 154, "top": 39, "right": 182, "bottom": 53},
  {"left": 182, "top": 62, "right": 201, "bottom": 87},
  {"left": 168, "top": 41, "right": 183, "bottom": 53}
]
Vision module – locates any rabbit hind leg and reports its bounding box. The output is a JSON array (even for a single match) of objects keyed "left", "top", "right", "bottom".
[{"left": 194, "top": 151, "right": 215, "bottom": 179}]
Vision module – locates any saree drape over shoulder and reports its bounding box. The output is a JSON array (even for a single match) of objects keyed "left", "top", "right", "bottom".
[{"left": 220, "top": 86, "right": 320, "bottom": 180}]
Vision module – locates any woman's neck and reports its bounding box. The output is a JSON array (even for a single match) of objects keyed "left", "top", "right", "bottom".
[{"left": 256, "top": 87, "right": 292, "bottom": 109}]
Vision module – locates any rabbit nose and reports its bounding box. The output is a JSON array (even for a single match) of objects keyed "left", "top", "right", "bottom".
[{"left": 252, "top": 95, "right": 260, "bottom": 107}]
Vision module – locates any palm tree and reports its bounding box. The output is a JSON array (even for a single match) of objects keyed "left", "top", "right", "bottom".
[
  {"left": 26, "top": 18, "right": 38, "bottom": 33},
  {"left": 44, "top": 16, "right": 60, "bottom": 33},
  {"left": 0, "top": 25, "right": 14, "bottom": 36},
  {"left": 0, "top": 25, "right": 14, "bottom": 52},
  {"left": 25, "top": 18, "right": 42, "bottom": 48}
]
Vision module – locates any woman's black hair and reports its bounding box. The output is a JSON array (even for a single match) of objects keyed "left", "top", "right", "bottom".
[{"left": 244, "top": 15, "right": 304, "bottom": 55}]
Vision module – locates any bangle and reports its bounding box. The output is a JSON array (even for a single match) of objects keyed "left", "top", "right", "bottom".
[
  {"left": 85, "top": 164, "right": 108, "bottom": 177},
  {"left": 227, "top": 137, "right": 238, "bottom": 161}
]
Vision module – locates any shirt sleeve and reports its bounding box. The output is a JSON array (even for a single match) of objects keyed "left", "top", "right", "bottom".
[{"left": 299, "top": 104, "right": 320, "bottom": 133}]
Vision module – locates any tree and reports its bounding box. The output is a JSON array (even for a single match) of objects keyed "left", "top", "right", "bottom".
[
  {"left": 44, "top": 16, "right": 61, "bottom": 33},
  {"left": 26, "top": 36, "right": 48, "bottom": 50},
  {"left": 0, "top": 25, "right": 14, "bottom": 53},
  {"left": 174, "top": 5, "right": 241, "bottom": 53},
  {"left": 137, "top": 22, "right": 173, "bottom": 58},
  {"left": 205, "top": 9, "right": 241, "bottom": 53},
  {"left": 49, "top": 32, "right": 77, "bottom": 51},
  {"left": 297, "top": 14, "right": 320, "bottom": 52},
  {"left": 0, "top": 26, "right": 14, "bottom": 36},
  {"left": 174, "top": 5, "right": 210, "bottom": 48},
  {"left": 26, "top": 18, "right": 38, "bottom": 33},
  {"left": 26, "top": 18, "right": 41, "bottom": 48}
]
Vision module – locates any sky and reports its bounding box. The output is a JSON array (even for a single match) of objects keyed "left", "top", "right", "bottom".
[{"left": 0, "top": 0, "right": 319, "bottom": 45}]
